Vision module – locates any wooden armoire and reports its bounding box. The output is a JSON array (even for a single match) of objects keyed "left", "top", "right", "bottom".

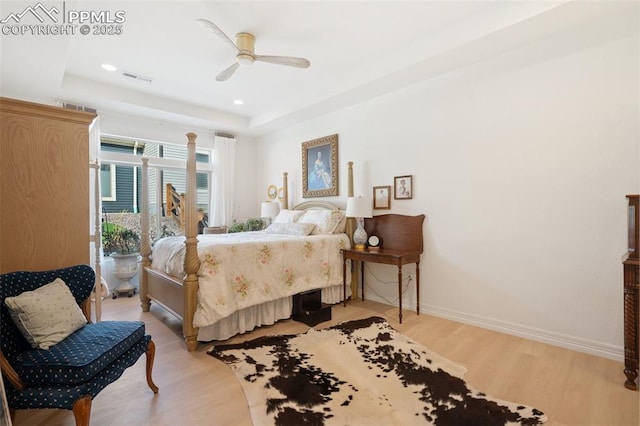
[{"left": 0, "top": 97, "right": 97, "bottom": 273}]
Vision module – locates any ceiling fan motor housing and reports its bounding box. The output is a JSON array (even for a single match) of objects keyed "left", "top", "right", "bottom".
[{"left": 236, "top": 32, "right": 256, "bottom": 65}]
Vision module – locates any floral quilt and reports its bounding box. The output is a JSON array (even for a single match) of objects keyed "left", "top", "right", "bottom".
[{"left": 151, "top": 231, "right": 351, "bottom": 328}]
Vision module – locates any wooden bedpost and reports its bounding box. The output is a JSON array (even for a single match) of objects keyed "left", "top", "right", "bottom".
[
  {"left": 282, "top": 172, "right": 289, "bottom": 209},
  {"left": 347, "top": 161, "right": 354, "bottom": 197},
  {"left": 183, "top": 132, "right": 200, "bottom": 351},
  {"left": 346, "top": 161, "right": 358, "bottom": 298},
  {"left": 140, "top": 157, "right": 151, "bottom": 312}
]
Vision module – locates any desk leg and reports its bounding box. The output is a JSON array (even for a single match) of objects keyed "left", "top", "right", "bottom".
[
  {"left": 416, "top": 261, "right": 420, "bottom": 316},
  {"left": 342, "top": 256, "right": 347, "bottom": 307},
  {"left": 360, "top": 261, "right": 365, "bottom": 301},
  {"left": 398, "top": 266, "right": 403, "bottom": 324}
]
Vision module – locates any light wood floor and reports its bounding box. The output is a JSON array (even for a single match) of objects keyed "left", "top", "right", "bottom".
[{"left": 13, "top": 296, "right": 639, "bottom": 425}]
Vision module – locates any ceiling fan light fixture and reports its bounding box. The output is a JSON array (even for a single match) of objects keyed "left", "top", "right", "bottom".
[{"left": 237, "top": 54, "right": 254, "bottom": 66}]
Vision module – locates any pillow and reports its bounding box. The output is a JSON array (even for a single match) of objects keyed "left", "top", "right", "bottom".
[
  {"left": 299, "top": 209, "right": 347, "bottom": 235},
  {"left": 273, "top": 209, "right": 305, "bottom": 224},
  {"left": 334, "top": 211, "right": 347, "bottom": 233},
  {"left": 265, "top": 223, "right": 316, "bottom": 236},
  {"left": 4, "top": 278, "right": 87, "bottom": 350}
]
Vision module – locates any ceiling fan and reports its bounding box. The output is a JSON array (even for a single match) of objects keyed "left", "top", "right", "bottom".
[{"left": 196, "top": 18, "right": 311, "bottom": 82}]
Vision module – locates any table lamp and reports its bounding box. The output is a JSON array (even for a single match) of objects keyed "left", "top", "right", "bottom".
[
  {"left": 346, "top": 196, "right": 373, "bottom": 250},
  {"left": 261, "top": 201, "right": 280, "bottom": 226}
]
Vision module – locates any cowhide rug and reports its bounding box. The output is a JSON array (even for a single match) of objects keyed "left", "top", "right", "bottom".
[{"left": 208, "top": 316, "right": 547, "bottom": 426}]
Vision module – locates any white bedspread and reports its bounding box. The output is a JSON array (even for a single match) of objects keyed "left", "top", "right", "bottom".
[{"left": 151, "top": 231, "right": 351, "bottom": 328}]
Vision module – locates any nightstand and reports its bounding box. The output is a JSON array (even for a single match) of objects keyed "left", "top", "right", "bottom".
[
  {"left": 342, "top": 247, "right": 421, "bottom": 323},
  {"left": 341, "top": 213, "right": 425, "bottom": 324}
]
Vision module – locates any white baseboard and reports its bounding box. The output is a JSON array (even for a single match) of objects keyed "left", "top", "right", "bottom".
[
  {"left": 364, "top": 294, "right": 624, "bottom": 362},
  {"left": 423, "top": 304, "right": 623, "bottom": 362}
]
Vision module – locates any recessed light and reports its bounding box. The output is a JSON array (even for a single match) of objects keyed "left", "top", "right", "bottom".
[
  {"left": 233, "top": 99, "right": 244, "bottom": 105},
  {"left": 101, "top": 64, "right": 117, "bottom": 72}
]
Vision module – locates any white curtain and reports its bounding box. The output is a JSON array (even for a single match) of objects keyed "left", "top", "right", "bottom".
[
  {"left": 210, "top": 135, "right": 236, "bottom": 226},
  {"left": 88, "top": 116, "right": 103, "bottom": 322}
]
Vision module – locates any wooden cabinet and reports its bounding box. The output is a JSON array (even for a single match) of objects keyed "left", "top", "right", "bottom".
[
  {"left": 0, "top": 97, "right": 96, "bottom": 273},
  {"left": 623, "top": 194, "right": 640, "bottom": 390}
]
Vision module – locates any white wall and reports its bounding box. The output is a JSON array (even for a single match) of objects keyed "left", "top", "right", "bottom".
[
  {"left": 100, "top": 110, "right": 216, "bottom": 150},
  {"left": 254, "top": 32, "right": 639, "bottom": 360}
]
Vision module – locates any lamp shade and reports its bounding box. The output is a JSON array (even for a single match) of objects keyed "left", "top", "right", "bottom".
[
  {"left": 261, "top": 201, "right": 280, "bottom": 219},
  {"left": 345, "top": 196, "right": 372, "bottom": 218}
]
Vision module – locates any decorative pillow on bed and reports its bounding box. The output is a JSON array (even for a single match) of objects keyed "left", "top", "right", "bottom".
[
  {"left": 4, "top": 278, "right": 87, "bottom": 350},
  {"left": 273, "top": 209, "right": 305, "bottom": 224},
  {"left": 265, "top": 223, "right": 316, "bottom": 236},
  {"left": 334, "top": 211, "right": 347, "bottom": 233},
  {"left": 299, "top": 210, "right": 347, "bottom": 235}
]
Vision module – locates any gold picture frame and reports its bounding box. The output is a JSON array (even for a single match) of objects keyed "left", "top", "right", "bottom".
[
  {"left": 373, "top": 185, "right": 391, "bottom": 210},
  {"left": 394, "top": 175, "right": 413, "bottom": 200},
  {"left": 302, "top": 134, "right": 338, "bottom": 198}
]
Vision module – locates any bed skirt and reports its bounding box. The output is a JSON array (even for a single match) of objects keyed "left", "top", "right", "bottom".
[{"left": 196, "top": 284, "right": 350, "bottom": 342}]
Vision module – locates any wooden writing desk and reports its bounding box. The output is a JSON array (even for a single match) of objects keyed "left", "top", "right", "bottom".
[
  {"left": 342, "top": 214, "right": 425, "bottom": 323},
  {"left": 623, "top": 256, "right": 640, "bottom": 390}
]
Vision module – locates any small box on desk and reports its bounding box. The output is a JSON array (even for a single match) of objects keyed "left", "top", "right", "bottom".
[{"left": 292, "top": 289, "right": 332, "bottom": 326}]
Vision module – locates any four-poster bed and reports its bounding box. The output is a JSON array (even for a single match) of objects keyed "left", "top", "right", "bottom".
[{"left": 139, "top": 133, "right": 357, "bottom": 351}]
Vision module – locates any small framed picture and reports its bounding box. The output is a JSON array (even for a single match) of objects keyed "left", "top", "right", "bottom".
[
  {"left": 373, "top": 186, "right": 391, "bottom": 210},
  {"left": 394, "top": 175, "right": 413, "bottom": 200}
]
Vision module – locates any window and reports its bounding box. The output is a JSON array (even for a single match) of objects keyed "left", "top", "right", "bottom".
[
  {"left": 196, "top": 152, "right": 209, "bottom": 192},
  {"left": 99, "top": 135, "right": 213, "bottom": 238},
  {"left": 100, "top": 164, "right": 116, "bottom": 201}
]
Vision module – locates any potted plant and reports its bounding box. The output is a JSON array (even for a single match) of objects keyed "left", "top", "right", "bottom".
[
  {"left": 102, "top": 223, "right": 140, "bottom": 255},
  {"left": 102, "top": 223, "right": 140, "bottom": 297},
  {"left": 228, "top": 218, "right": 266, "bottom": 233}
]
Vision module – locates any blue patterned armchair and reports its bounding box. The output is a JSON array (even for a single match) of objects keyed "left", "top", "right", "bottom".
[{"left": 0, "top": 265, "right": 158, "bottom": 425}]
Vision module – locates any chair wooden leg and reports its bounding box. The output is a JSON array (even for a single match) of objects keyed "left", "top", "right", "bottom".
[
  {"left": 72, "top": 395, "right": 92, "bottom": 426},
  {"left": 146, "top": 339, "right": 159, "bottom": 393}
]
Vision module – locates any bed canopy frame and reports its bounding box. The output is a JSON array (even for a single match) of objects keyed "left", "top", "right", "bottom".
[{"left": 138, "top": 132, "right": 356, "bottom": 350}]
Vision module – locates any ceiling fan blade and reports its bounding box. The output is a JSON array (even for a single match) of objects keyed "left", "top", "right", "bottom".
[
  {"left": 255, "top": 55, "right": 310, "bottom": 68},
  {"left": 196, "top": 18, "right": 239, "bottom": 53},
  {"left": 216, "top": 62, "right": 240, "bottom": 81}
]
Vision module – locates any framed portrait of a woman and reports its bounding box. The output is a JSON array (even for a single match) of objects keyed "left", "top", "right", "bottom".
[{"left": 302, "top": 134, "right": 338, "bottom": 198}]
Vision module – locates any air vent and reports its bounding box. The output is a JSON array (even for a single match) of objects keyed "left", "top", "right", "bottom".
[
  {"left": 61, "top": 102, "right": 97, "bottom": 114},
  {"left": 215, "top": 132, "right": 235, "bottom": 138},
  {"left": 122, "top": 72, "right": 153, "bottom": 83}
]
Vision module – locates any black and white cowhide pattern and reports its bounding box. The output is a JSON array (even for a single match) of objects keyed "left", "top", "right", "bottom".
[{"left": 209, "top": 316, "right": 547, "bottom": 426}]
